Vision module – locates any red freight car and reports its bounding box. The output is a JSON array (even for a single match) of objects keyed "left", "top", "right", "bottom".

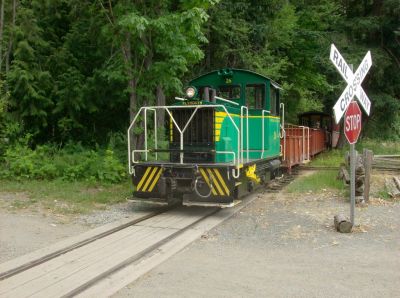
[
  {"left": 298, "top": 111, "right": 340, "bottom": 149},
  {"left": 280, "top": 111, "right": 339, "bottom": 171}
]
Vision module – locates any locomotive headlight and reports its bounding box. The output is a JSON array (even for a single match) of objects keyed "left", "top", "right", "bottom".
[{"left": 185, "top": 86, "right": 196, "bottom": 99}]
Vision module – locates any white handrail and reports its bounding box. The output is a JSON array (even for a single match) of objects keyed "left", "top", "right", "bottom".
[
  {"left": 144, "top": 108, "right": 157, "bottom": 161},
  {"left": 280, "top": 103, "right": 286, "bottom": 161},
  {"left": 280, "top": 102, "right": 285, "bottom": 138},
  {"left": 216, "top": 151, "right": 236, "bottom": 169},
  {"left": 215, "top": 96, "right": 240, "bottom": 106},
  {"left": 127, "top": 104, "right": 241, "bottom": 176},
  {"left": 127, "top": 107, "right": 145, "bottom": 173},
  {"left": 240, "top": 106, "right": 249, "bottom": 164},
  {"left": 298, "top": 125, "right": 310, "bottom": 162},
  {"left": 261, "top": 110, "right": 270, "bottom": 158},
  {"left": 132, "top": 149, "right": 150, "bottom": 163},
  {"left": 180, "top": 107, "right": 199, "bottom": 164}
]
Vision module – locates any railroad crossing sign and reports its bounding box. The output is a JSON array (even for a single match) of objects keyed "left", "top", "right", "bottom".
[
  {"left": 344, "top": 101, "right": 362, "bottom": 144},
  {"left": 330, "top": 44, "right": 372, "bottom": 123}
]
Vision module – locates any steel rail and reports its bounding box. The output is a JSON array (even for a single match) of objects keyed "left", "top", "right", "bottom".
[
  {"left": 300, "top": 165, "right": 400, "bottom": 172},
  {"left": 0, "top": 208, "right": 171, "bottom": 281},
  {"left": 61, "top": 208, "right": 220, "bottom": 298}
]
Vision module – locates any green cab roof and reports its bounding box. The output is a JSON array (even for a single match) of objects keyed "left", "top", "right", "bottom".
[{"left": 189, "top": 68, "right": 282, "bottom": 90}]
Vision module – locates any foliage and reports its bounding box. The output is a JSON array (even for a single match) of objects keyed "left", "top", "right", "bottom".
[
  {"left": 197, "top": 0, "right": 399, "bottom": 131},
  {"left": 0, "top": 0, "right": 217, "bottom": 144},
  {"left": 0, "top": 79, "right": 10, "bottom": 155},
  {"left": 0, "top": 140, "right": 126, "bottom": 183},
  {"left": 200, "top": 0, "right": 341, "bottom": 123},
  {"left": 0, "top": 0, "right": 397, "bottom": 142},
  {"left": 0, "top": 0, "right": 398, "bottom": 184},
  {"left": 330, "top": 0, "right": 400, "bottom": 139}
]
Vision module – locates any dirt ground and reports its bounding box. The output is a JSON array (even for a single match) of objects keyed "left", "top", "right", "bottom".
[
  {"left": 1, "top": 171, "right": 399, "bottom": 297},
  {"left": 114, "top": 171, "right": 400, "bottom": 298},
  {"left": 0, "top": 211, "right": 88, "bottom": 263},
  {"left": 0, "top": 193, "right": 138, "bottom": 263}
]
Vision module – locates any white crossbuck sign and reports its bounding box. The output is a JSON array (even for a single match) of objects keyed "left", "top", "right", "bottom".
[{"left": 330, "top": 44, "right": 372, "bottom": 123}]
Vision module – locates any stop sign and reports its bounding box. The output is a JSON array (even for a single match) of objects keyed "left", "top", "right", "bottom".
[{"left": 344, "top": 101, "right": 362, "bottom": 144}]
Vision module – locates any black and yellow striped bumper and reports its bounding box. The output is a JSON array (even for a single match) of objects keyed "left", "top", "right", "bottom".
[
  {"left": 198, "top": 167, "right": 231, "bottom": 197},
  {"left": 132, "top": 166, "right": 164, "bottom": 197},
  {"left": 132, "top": 165, "right": 235, "bottom": 202}
]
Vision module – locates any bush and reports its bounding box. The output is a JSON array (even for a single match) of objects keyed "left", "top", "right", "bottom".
[{"left": 0, "top": 141, "right": 127, "bottom": 183}]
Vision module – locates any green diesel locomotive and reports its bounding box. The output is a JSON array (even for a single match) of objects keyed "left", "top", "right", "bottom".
[{"left": 128, "top": 68, "right": 283, "bottom": 207}]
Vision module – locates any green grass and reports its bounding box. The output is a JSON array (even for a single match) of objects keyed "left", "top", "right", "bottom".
[
  {"left": 308, "top": 138, "right": 399, "bottom": 167},
  {"left": 0, "top": 179, "right": 132, "bottom": 214},
  {"left": 356, "top": 138, "right": 400, "bottom": 155},
  {"left": 376, "top": 188, "right": 391, "bottom": 200},
  {"left": 286, "top": 170, "right": 345, "bottom": 193},
  {"left": 309, "top": 150, "right": 344, "bottom": 167}
]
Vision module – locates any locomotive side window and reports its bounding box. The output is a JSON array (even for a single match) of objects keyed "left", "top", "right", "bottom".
[
  {"left": 246, "top": 84, "right": 264, "bottom": 109},
  {"left": 217, "top": 85, "right": 241, "bottom": 100},
  {"left": 270, "top": 87, "right": 278, "bottom": 115}
]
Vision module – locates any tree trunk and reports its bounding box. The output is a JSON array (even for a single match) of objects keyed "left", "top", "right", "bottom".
[
  {"left": 129, "top": 77, "right": 137, "bottom": 123},
  {"left": 120, "top": 33, "right": 136, "bottom": 123},
  {"left": 371, "top": 0, "right": 383, "bottom": 16},
  {"left": 133, "top": 34, "right": 153, "bottom": 159},
  {"left": 0, "top": 0, "right": 5, "bottom": 73},
  {"left": 120, "top": 32, "right": 141, "bottom": 160},
  {"left": 156, "top": 85, "right": 165, "bottom": 126},
  {"left": 206, "top": 22, "right": 211, "bottom": 70},
  {"left": 5, "top": 0, "right": 16, "bottom": 74}
]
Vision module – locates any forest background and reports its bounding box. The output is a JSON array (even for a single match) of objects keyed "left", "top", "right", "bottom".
[{"left": 0, "top": 0, "right": 398, "bottom": 182}]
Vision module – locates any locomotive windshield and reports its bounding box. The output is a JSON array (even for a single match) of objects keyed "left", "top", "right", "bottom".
[{"left": 217, "top": 85, "right": 241, "bottom": 100}]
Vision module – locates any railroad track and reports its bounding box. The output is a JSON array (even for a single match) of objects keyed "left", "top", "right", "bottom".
[
  {"left": 300, "top": 164, "right": 400, "bottom": 172},
  {"left": 0, "top": 206, "right": 224, "bottom": 297},
  {"left": 0, "top": 191, "right": 269, "bottom": 298},
  {"left": 265, "top": 168, "right": 299, "bottom": 193},
  {"left": 0, "top": 209, "right": 168, "bottom": 282},
  {"left": 299, "top": 166, "right": 339, "bottom": 171}
]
